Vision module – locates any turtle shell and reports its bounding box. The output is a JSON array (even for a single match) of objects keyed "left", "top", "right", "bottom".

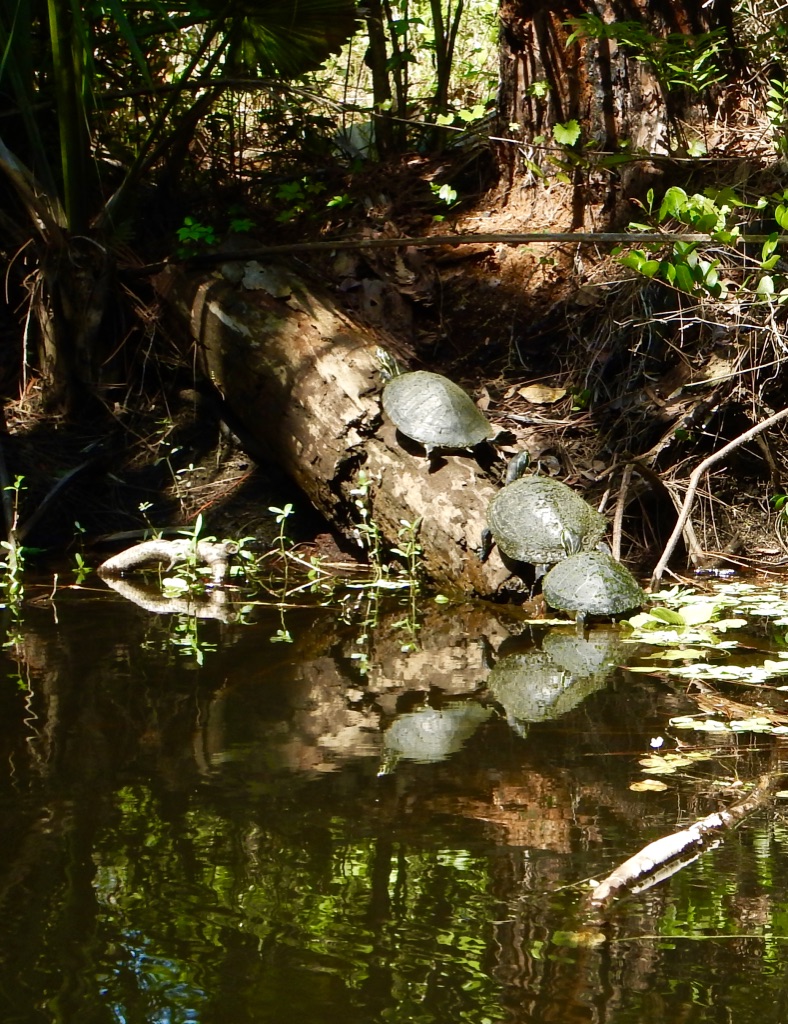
[
  {"left": 486, "top": 476, "right": 606, "bottom": 565},
  {"left": 542, "top": 550, "right": 645, "bottom": 617},
  {"left": 382, "top": 370, "right": 493, "bottom": 453}
]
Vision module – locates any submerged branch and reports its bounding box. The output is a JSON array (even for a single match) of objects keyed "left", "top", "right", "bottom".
[{"left": 588, "top": 774, "right": 779, "bottom": 908}]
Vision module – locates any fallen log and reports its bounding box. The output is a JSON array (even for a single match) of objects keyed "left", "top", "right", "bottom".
[{"left": 153, "top": 261, "right": 513, "bottom": 596}]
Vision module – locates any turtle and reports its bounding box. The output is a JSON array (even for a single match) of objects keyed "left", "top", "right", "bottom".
[
  {"left": 482, "top": 460, "right": 607, "bottom": 576},
  {"left": 542, "top": 550, "right": 645, "bottom": 625},
  {"left": 381, "top": 369, "right": 494, "bottom": 459}
]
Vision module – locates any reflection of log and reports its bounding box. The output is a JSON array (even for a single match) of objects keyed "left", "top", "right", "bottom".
[
  {"left": 98, "top": 539, "right": 239, "bottom": 583},
  {"left": 100, "top": 576, "right": 240, "bottom": 622},
  {"left": 154, "top": 264, "right": 512, "bottom": 596},
  {"left": 588, "top": 773, "right": 778, "bottom": 908}
]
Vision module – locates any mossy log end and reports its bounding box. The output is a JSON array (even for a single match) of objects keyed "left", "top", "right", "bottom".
[{"left": 154, "top": 262, "right": 511, "bottom": 596}]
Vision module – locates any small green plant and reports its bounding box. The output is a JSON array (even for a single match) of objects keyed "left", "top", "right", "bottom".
[
  {"left": 350, "top": 472, "right": 385, "bottom": 581},
  {"left": 0, "top": 476, "right": 26, "bottom": 605},
  {"left": 229, "top": 216, "right": 255, "bottom": 233},
  {"left": 273, "top": 176, "right": 327, "bottom": 222},
  {"left": 618, "top": 185, "right": 788, "bottom": 302},
  {"left": 767, "top": 79, "right": 788, "bottom": 157},
  {"left": 430, "top": 181, "right": 459, "bottom": 221},
  {"left": 553, "top": 119, "right": 581, "bottom": 146},
  {"left": 269, "top": 504, "right": 294, "bottom": 560},
  {"left": 72, "top": 552, "right": 92, "bottom": 584},
  {"left": 176, "top": 216, "right": 217, "bottom": 257},
  {"left": 390, "top": 517, "right": 423, "bottom": 591},
  {"left": 161, "top": 514, "right": 210, "bottom": 596},
  {"left": 565, "top": 16, "right": 727, "bottom": 98}
]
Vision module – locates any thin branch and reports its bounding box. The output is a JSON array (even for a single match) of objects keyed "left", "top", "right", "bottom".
[
  {"left": 126, "top": 230, "right": 785, "bottom": 276},
  {"left": 651, "top": 407, "right": 788, "bottom": 587}
]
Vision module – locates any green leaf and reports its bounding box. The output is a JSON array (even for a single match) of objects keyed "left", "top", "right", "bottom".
[
  {"left": 553, "top": 120, "right": 581, "bottom": 146},
  {"left": 649, "top": 606, "right": 687, "bottom": 625},
  {"left": 675, "top": 262, "right": 696, "bottom": 292},
  {"left": 660, "top": 186, "right": 689, "bottom": 220}
]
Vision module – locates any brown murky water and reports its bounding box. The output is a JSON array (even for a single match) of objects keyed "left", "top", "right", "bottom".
[{"left": 0, "top": 575, "right": 787, "bottom": 1023}]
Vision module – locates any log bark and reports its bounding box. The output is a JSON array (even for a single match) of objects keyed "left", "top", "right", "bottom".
[{"left": 153, "top": 262, "right": 512, "bottom": 596}]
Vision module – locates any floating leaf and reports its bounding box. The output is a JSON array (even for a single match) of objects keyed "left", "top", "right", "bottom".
[
  {"left": 678, "top": 602, "right": 719, "bottom": 626},
  {"left": 649, "top": 606, "right": 688, "bottom": 625},
  {"left": 645, "top": 648, "right": 706, "bottom": 661}
]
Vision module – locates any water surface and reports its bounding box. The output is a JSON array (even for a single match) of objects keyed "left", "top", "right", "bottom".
[{"left": 1, "top": 578, "right": 787, "bottom": 1023}]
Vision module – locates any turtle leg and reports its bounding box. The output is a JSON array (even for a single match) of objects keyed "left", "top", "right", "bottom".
[{"left": 478, "top": 527, "right": 494, "bottom": 562}]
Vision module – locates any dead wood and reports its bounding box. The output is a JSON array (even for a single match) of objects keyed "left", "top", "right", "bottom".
[
  {"left": 98, "top": 538, "right": 239, "bottom": 583},
  {"left": 588, "top": 773, "right": 779, "bottom": 909},
  {"left": 153, "top": 263, "right": 513, "bottom": 596},
  {"left": 650, "top": 407, "right": 788, "bottom": 588}
]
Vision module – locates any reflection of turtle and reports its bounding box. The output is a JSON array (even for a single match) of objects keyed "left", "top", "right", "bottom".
[
  {"left": 382, "top": 369, "right": 494, "bottom": 458},
  {"left": 379, "top": 702, "right": 491, "bottom": 774},
  {"left": 542, "top": 550, "right": 645, "bottom": 624},
  {"left": 487, "top": 630, "right": 627, "bottom": 732}
]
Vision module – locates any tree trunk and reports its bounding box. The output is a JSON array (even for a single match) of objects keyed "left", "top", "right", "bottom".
[
  {"left": 498, "top": 0, "right": 739, "bottom": 198},
  {"left": 154, "top": 262, "right": 513, "bottom": 596}
]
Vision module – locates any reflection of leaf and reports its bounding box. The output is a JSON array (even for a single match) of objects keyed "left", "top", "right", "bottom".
[
  {"left": 630, "top": 779, "right": 669, "bottom": 792},
  {"left": 552, "top": 930, "right": 606, "bottom": 948}
]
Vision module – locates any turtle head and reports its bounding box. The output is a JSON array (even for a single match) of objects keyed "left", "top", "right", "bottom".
[
  {"left": 560, "top": 526, "right": 582, "bottom": 557},
  {"left": 375, "top": 347, "right": 402, "bottom": 383},
  {"left": 504, "top": 450, "right": 531, "bottom": 484}
]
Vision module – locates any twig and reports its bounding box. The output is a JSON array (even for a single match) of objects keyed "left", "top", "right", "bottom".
[
  {"left": 129, "top": 231, "right": 788, "bottom": 276},
  {"left": 650, "top": 407, "right": 788, "bottom": 588},
  {"left": 611, "top": 463, "right": 633, "bottom": 561}
]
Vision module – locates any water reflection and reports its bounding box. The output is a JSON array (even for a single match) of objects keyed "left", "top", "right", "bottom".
[
  {"left": 487, "top": 629, "right": 629, "bottom": 733},
  {"left": 379, "top": 702, "right": 492, "bottom": 771},
  {"left": 0, "top": 581, "right": 786, "bottom": 1023}
]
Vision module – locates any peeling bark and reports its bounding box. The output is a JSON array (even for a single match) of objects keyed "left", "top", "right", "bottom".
[{"left": 154, "top": 262, "right": 513, "bottom": 596}]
